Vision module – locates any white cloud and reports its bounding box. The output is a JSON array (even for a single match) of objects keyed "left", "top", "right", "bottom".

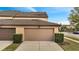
[
  {"left": 48, "top": 18, "right": 70, "bottom": 25},
  {"left": 14, "top": 7, "right": 37, "bottom": 12},
  {"left": 27, "top": 7, "right": 37, "bottom": 12}
]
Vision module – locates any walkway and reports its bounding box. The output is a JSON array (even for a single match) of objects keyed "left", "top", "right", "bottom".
[{"left": 0, "top": 41, "right": 12, "bottom": 50}]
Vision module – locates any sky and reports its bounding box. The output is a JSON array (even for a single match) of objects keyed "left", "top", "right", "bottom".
[{"left": 0, "top": 7, "right": 73, "bottom": 25}]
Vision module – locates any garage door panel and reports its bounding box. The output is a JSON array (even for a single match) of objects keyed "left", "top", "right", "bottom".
[
  {"left": 25, "top": 29, "right": 38, "bottom": 41},
  {"left": 0, "top": 29, "right": 15, "bottom": 40},
  {"left": 38, "top": 29, "right": 53, "bottom": 41},
  {"left": 24, "top": 29, "right": 54, "bottom": 41}
]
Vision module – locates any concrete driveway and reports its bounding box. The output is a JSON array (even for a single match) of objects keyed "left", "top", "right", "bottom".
[
  {"left": 16, "top": 41, "right": 63, "bottom": 51},
  {"left": 0, "top": 41, "right": 12, "bottom": 51}
]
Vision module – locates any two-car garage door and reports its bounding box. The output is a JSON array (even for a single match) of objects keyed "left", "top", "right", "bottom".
[
  {"left": 24, "top": 29, "right": 54, "bottom": 41},
  {"left": 0, "top": 28, "right": 15, "bottom": 40},
  {"left": 0, "top": 28, "right": 54, "bottom": 41}
]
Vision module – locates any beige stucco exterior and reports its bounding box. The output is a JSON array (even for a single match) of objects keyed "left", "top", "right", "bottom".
[
  {"left": 0, "top": 26, "right": 59, "bottom": 41},
  {"left": 13, "top": 18, "right": 48, "bottom": 21},
  {"left": 0, "top": 17, "right": 13, "bottom": 19},
  {"left": 0, "top": 17, "right": 48, "bottom": 21},
  {"left": 54, "top": 27, "right": 59, "bottom": 33},
  {"left": 0, "top": 12, "right": 60, "bottom": 41},
  {"left": 16, "top": 27, "right": 24, "bottom": 41},
  {"left": 38, "top": 26, "right": 59, "bottom": 33}
]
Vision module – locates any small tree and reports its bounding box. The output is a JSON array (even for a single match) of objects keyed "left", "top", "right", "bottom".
[
  {"left": 68, "top": 7, "right": 79, "bottom": 31},
  {"left": 59, "top": 25, "right": 67, "bottom": 32},
  {"left": 75, "top": 23, "right": 79, "bottom": 31},
  {"left": 68, "top": 7, "right": 79, "bottom": 25}
]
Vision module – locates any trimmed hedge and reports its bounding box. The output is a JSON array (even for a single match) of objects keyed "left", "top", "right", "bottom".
[
  {"left": 13, "top": 34, "right": 22, "bottom": 43},
  {"left": 55, "top": 33, "right": 64, "bottom": 43}
]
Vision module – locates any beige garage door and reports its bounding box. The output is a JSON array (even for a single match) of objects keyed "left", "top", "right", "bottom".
[
  {"left": 24, "top": 29, "right": 54, "bottom": 41},
  {"left": 0, "top": 28, "right": 15, "bottom": 40}
]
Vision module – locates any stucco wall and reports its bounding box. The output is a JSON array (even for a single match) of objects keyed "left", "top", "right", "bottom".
[
  {"left": 0, "top": 26, "right": 59, "bottom": 41},
  {"left": 0, "top": 17, "right": 48, "bottom": 21},
  {"left": 0, "top": 26, "right": 59, "bottom": 33},
  {"left": 39, "top": 26, "right": 59, "bottom": 33},
  {"left": 54, "top": 27, "right": 59, "bottom": 33},
  {"left": 13, "top": 18, "right": 48, "bottom": 21},
  {"left": 16, "top": 27, "right": 24, "bottom": 41},
  {"left": 0, "top": 17, "right": 13, "bottom": 19}
]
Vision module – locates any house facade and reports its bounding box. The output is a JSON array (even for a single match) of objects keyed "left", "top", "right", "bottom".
[{"left": 0, "top": 11, "right": 60, "bottom": 41}]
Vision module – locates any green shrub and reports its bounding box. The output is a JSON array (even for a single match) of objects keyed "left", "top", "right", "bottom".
[
  {"left": 75, "top": 23, "right": 79, "bottom": 31},
  {"left": 55, "top": 33, "right": 64, "bottom": 43},
  {"left": 13, "top": 34, "right": 22, "bottom": 43}
]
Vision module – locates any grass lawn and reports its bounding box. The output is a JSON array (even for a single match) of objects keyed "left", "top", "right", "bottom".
[
  {"left": 59, "top": 39, "right": 79, "bottom": 51},
  {"left": 2, "top": 43, "right": 21, "bottom": 51}
]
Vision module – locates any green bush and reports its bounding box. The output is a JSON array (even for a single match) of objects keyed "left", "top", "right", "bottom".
[
  {"left": 13, "top": 34, "right": 22, "bottom": 43},
  {"left": 55, "top": 33, "right": 64, "bottom": 43},
  {"left": 75, "top": 23, "right": 79, "bottom": 31}
]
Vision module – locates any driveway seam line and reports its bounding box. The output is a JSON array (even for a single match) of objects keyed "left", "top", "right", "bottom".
[{"left": 39, "top": 41, "right": 40, "bottom": 51}]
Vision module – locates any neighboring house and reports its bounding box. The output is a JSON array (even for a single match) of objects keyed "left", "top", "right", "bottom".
[
  {"left": 65, "top": 25, "right": 75, "bottom": 29},
  {"left": 0, "top": 10, "right": 60, "bottom": 41}
]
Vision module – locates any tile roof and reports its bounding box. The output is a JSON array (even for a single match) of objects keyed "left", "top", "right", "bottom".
[
  {"left": 0, "top": 11, "right": 48, "bottom": 18},
  {"left": 0, "top": 19, "right": 60, "bottom": 26}
]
